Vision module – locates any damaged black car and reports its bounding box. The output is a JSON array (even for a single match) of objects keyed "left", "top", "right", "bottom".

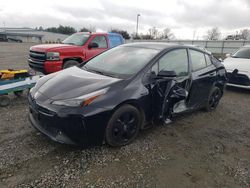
[{"left": 28, "top": 43, "right": 227, "bottom": 147}]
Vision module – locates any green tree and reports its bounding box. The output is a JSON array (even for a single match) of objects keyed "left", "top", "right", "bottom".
[
  {"left": 46, "top": 25, "right": 76, "bottom": 35},
  {"left": 80, "top": 27, "right": 90, "bottom": 32},
  {"left": 110, "top": 29, "right": 130, "bottom": 39}
]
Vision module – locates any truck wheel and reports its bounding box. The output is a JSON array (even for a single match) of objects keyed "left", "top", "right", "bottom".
[
  {"left": 205, "top": 86, "right": 222, "bottom": 111},
  {"left": 63, "top": 60, "right": 79, "bottom": 69},
  {"left": 0, "top": 95, "right": 11, "bottom": 107},
  {"left": 105, "top": 105, "right": 142, "bottom": 147}
]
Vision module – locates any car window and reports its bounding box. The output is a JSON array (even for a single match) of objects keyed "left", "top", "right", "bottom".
[
  {"left": 62, "top": 33, "right": 90, "bottom": 46},
  {"left": 205, "top": 54, "right": 212, "bottom": 66},
  {"left": 154, "top": 49, "right": 189, "bottom": 77},
  {"left": 91, "top": 36, "right": 108, "bottom": 48},
  {"left": 190, "top": 50, "right": 207, "bottom": 71},
  {"left": 232, "top": 47, "right": 250, "bottom": 59},
  {"left": 83, "top": 46, "right": 159, "bottom": 78},
  {"left": 109, "top": 35, "right": 124, "bottom": 48}
]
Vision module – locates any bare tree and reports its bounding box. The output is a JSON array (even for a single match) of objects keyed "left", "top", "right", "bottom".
[
  {"left": 162, "top": 28, "right": 175, "bottom": 40},
  {"left": 240, "top": 29, "right": 250, "bottom": 40},
  {"left": 88, "top": 25, "right": 96, "bottom": 32},
  {"left": 205, "top": 27, "right": 221, "bottom": 40},
  {"left": 148, "top": 27, "right": 159, "bottom": 39}
]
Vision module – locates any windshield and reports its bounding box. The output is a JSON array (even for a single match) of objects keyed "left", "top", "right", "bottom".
[
  {"left": 82, "top": 46, "right": 159, "bottom": 78},
  {"left": 232, "top": 47, "right": 250, "bottom": 59},
  {"left": 62, "top": 33, "right": 89, "bottom": 46}
]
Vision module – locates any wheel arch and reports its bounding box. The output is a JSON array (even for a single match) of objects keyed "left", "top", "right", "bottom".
[
  {"left": 62, "top": 57, "right": 83, "bottom": 66},
  {"left": 111, "top": 99, "right": 146, "bottom": 129},
  {"left": 214, "top": 81, "right": 225, "bottom": 95}
]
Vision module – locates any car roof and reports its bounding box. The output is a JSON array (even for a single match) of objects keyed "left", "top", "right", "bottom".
[{"left": 122, "top": 42, "right": 202, "bottom": 51}]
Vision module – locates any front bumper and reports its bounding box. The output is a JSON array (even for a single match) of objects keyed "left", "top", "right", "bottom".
[
  {"left": 28, "top": 94, "right": 111, "bottom": 146},
  {"left": 28, "top": 59, "right": 63, "bottom": 74},
  {"left": 29, "top": 100, "right": 87, "bottom": 145}
]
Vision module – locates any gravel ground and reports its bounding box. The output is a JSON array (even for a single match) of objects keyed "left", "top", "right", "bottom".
[{"left": 0, "top": 43, "right": 250, "bottom": 188}]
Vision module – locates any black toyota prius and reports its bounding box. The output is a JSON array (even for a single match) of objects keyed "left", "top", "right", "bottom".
[{"left": 28, "top": 42, "right": 227, "bottom": 147}]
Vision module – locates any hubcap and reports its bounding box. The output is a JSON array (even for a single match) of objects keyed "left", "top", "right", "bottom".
[
  {"left": 209, "top": 89, "right": 221, "bottom": 109},
  {"left": 112, "top": 112, "right": 138, "bottom": 143}
]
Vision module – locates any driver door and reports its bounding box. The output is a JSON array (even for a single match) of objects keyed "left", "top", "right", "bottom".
[{"left": 85, "top": 35, "right": 108, "bottom": 61}]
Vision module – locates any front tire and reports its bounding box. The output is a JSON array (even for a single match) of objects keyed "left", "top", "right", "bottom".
[
  {"left": 205, "top": 86, "right": 222, "bottom": 111},
  {"left": 105, "top": 105, "right": 142, "bottom": 147},
  {"left": 63, "top": 60, "right": 79, "bottom": 69}
]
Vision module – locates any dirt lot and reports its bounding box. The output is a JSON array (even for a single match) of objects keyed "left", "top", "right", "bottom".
[{"left": 0, "top": 43, "right": 250, "bottom": 188}]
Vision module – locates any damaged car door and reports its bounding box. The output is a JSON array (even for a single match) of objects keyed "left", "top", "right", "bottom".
[{"left": 143, "top": 48, "right": 191, "bottom": 122}]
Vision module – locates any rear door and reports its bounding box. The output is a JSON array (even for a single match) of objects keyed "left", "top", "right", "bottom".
[
  {"left": 187, "top": 49, "right": 217, "bottom": 107},
  {"left": 85, "top": 35, "right": 109, "bottom": 60}
]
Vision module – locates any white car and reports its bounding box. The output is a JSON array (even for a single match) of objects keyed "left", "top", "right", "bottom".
[{"left": 223, "top": 45, "right": 250, "bottom": 89}]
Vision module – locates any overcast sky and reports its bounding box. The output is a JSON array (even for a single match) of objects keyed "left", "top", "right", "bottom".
[{"left": 0, "top": 0, "right": 250, "bottom": 39}]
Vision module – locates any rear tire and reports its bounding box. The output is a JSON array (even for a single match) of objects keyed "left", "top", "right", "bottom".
[
  {"left": 63, "top": 60, "right": 79, "bottom": 69},
  {"left": 205, "top": 86, "right": 222, "bottom": 111},
  {"left": 105, "top": 105, "right": 142, "bottom": 147}
]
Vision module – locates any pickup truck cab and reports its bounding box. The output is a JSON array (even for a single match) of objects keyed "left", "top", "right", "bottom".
[{"left": 28, "top": 32, "right": 125, "bottom": 74}]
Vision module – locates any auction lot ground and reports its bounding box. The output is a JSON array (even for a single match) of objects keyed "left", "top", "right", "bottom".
[{"left": 0, "top": 42, "right": 250, "bottom": 187}]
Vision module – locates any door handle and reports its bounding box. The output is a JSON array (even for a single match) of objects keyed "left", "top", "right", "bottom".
[{"left": 209, "top": 72, "right": 216, "bottom": 76}]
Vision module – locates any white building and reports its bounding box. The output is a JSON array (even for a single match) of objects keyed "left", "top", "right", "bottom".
[{"left": 0, "top": 28, "right": 69, "bottom": 43}]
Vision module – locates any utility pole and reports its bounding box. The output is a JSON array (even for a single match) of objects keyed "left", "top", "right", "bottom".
[
  {"left": 3, "top": 21, "right": 6, "bottom": 32},
  {"left": 136, "top": 14, "right": 140, "bottom": 38}
]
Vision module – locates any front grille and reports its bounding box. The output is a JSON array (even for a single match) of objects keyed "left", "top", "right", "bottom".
[
  {"left": 28, "top": 94, "right": 55, "bottom": 116},
  {"left": 28, "top": 50, "right": 46, "bottom": 73},
  {"left": 29, "top": 50, "right": 46, "bottom": 62},
  {"left": 227, "top": 73, "right": 250, "bottom": 86}
]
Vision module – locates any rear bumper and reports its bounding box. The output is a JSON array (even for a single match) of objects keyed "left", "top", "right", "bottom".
[{"left": 28, "top": 59, "right": 63, "bottom": 74}]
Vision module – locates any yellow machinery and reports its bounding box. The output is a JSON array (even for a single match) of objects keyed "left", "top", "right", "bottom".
[
  {"left": 0, "top": 69, "right": 41, "bottom": 107},
  {"left": 0, "top": 69, "right": 29, "bottom": 80}
]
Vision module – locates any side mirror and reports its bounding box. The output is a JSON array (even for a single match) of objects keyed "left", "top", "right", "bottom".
[
  {"left": 88, "top": 42, "right": 99, "bottom": 49},
  {"left": 225, "top": 53, "right": 231, "bottom": 58},
  {"left": 157, "top": 70, "right": 177, "bottom": 78}
]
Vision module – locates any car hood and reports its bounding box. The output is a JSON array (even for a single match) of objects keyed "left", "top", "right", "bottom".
[
  {"left": 223, "top": 57, "right": 250, "bottom": 73},
  {"left": 30, "top": 44, "right": 79, "bottom": 52},
  {"left": 36, "top": 67, "right": 121, "bottom": 100}
]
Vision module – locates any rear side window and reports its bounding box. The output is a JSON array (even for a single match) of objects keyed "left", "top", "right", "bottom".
[
  {"left": 189, "top": 50, "right": 207, "bottom": 71},
  {"left": 109, "top": 35, "right": 124, "bottom": 48},
  {"left": 91, "top": 36, "right": 108, "bottom": 48}
]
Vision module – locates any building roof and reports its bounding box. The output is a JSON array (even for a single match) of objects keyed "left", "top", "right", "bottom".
[{"left": 0, "top": 27, "right": 44, "bottom": 37}]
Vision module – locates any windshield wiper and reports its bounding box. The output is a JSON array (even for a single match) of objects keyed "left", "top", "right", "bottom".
[
  {"left": 87, "top": 68, "right": 104, "bottom": 75},
  {"left": 83, "top": 66, "right": 120, "bottom": 78},
  {"left": 62, "top": 42, "right": 76, "bottom": 45}
]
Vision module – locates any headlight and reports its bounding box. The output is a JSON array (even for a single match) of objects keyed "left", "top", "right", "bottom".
[
  {"left": 51, "top": 88, "right": 108, "bottom": 107},
  {"left": 46, "top": 52, "right": 60, "bottom": 61}
]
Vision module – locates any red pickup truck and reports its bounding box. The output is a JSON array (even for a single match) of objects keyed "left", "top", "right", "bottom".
[{"left": 28, "top": 32, "right": 124, "bottom": 74}]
